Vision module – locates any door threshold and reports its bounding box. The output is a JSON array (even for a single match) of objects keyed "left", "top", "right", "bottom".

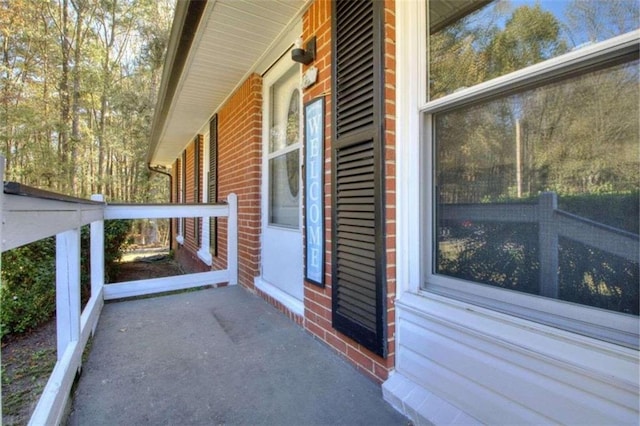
[{"left": 254, "top": 276, "right": 304, "bottom": 317}]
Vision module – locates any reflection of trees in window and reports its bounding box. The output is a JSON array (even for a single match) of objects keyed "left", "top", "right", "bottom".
[
  {"left": 429, "top": 0, "right": 639, "bottom": 99},
  {"left": 286, "top": 89, "right": 300, "bottom": 197},
  {"left": 559, "top": 237, "right": 638, "bottom": 315},
  {"left": 431, "top": 0, "right": 639, "bottom": 315},
  {"left": 520, "top": 62, "right": 639, "bottom": 198},
  {"left": 565, "top": 0, "right": 640, "bottom": 45},
  {"left": 429, "top": 3, "right": 566, "bottom": 98},
  {"left": 436, "top": 60, "right": 639, "bottom": 205}
]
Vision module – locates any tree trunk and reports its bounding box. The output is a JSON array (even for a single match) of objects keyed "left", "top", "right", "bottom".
[{"left": 58, "top": 0, "right": 71, "bottom": 192}]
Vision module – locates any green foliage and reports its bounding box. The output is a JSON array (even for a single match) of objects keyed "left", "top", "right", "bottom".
[
  {"left": 558, "top": 191, "right": 639, "bottom": 234},
  {"left": 432, "top": 1, "right": 639, "bottom": 212},
  {"left": 0, "top": 238, "right": 56, "bottom": 338},
  {"left": 0, "top": 0, "right": 175, "bottom": 202},
  {"left": 1, "top": 220, "right": 131, "bottom": 338},
  {"left": 485, "top": 4, "right": 566, "bottom": 77},
  {"left": 100, "top": 220, "right": 133, "bottom": 283}
]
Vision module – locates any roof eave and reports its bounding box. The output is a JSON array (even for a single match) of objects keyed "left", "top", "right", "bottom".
[{"left": 148, "top": 0, "right": 208, "bottom": 167}]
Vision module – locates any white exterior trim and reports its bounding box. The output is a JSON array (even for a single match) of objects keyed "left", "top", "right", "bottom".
[
  {"left": 254, "top": 276, "right": 305, "bottom": 318},
  {"left": 104, "top": 270, "right": 230, "bottom": 300},
  {"left": 390, "top": 292, "right": 639, "bottom": 425},
  {"left": 387, "top": 1, "right": 640, "bottom": 424},
  {"left": 198, "top": 126, "right": 213, "bottom": 266},
  {"left": 383, "top": 373, "right": 482, "bottom": 425},
  {"left": 421, "top": 30, "right": 640, "bottom": 115},
  {"left": 197, "top": 248, "right": 213, "bottom": 266},
  {"left": 395, "top": 0, "right": 423, "bottom": 298},
  {"left": 257, "top": 43, "right": 305, "bottom": 308},
  {"left": 1, "top": 194, "right": 103, "bottom": 252},
  {"left": 105, "top": 203, "right": 229, "bottom": 220}
]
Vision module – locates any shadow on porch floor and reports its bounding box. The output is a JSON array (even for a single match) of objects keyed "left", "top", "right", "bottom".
[{"left": 67, "top": 286, "right": 407, "bottom": 425}]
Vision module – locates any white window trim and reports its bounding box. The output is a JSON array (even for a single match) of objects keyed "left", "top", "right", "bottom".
[
  {"left": 261, "top": 56, "right": 303, "bottom": 232},
  {"left": 176, "top": 157, "right": 185, "bottom": 245},
  {"left": 396, "top": 0, "right": 639, "bottom": 348},
  {"left": 422, "top": 30, "right": 640, "bottom": 114},
  {"left": 395, "top": 0, "right": 424, "bottom": 297},
  {"left": 197, "top": 128, "right": 213, "bottom": 266}
]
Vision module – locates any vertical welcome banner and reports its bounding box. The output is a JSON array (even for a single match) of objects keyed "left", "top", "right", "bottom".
[{"left": 304, "top": 97, "right": 324, "bottom": 286}]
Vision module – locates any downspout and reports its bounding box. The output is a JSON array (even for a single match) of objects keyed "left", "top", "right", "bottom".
[{"left": 148, "top": 163, "right": 173, "bottom": 251}]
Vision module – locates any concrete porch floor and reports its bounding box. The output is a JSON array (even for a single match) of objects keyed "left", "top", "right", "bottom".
[{"left": 67, "top": 285, "right": 407, "bottom": 425}]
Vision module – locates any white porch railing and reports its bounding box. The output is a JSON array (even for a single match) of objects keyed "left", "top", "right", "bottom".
[{"left": 0, "top": 160, "right": 238, "bottom": 425}]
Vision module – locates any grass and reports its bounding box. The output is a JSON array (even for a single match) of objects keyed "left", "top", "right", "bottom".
[{"left": 2, "top": 345, "right": 56, "bottom": 424}]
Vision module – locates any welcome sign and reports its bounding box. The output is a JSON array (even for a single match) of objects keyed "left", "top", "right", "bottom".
[{"left": 304, "top": 97, "right": 324, "bottom": 286}]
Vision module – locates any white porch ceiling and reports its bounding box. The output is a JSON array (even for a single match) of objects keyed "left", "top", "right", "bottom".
[
  {"left": 149, "top": 0, "right": 308, "bottom": 167},
  {"left": 149, "top": 0, "right": 490, "bottom": 167}
]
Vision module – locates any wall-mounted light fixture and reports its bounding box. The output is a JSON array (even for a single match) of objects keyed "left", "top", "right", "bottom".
[{"left": 291, "top": 36, "right": 316, "bottom": 65}]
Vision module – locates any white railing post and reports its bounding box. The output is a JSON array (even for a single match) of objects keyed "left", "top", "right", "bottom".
[
  {"left": 227, "top": 193, "right": 238, "bottom": 285},
  {"left": 538, "top": 192, "right": 559, "bottom": 298},
  {"left": 56, "top": 228, "right": 81, "bottom": 360},
  {"left": 90, "top": 195, "right": 105, "bottom": 302}
]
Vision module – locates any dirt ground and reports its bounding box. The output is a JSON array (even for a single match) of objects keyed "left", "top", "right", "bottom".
[{"left": 1, "top": 254, "right": 184, "bottom": 425}]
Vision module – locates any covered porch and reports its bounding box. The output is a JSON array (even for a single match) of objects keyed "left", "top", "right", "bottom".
[
  {"left": 0, "top": 166, "right": 405, "bottom": 425},
  {"left": 67, "top": 285, "right": 405, "bottom": 425}
]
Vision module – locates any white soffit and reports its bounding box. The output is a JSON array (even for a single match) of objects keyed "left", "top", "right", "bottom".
[{"left": 151, "top": 0, "right": 307, "bottom": 167}]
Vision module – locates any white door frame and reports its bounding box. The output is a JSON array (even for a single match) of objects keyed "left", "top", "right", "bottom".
[{"left": 255, "top": 44, "right": 305, "bottom": 317}]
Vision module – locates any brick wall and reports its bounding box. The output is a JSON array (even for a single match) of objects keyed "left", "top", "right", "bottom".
[
  {"left": 383, "top": 0, "right": 397, "bottom": 381},
  {"left": 300, "top": 0, "right": 397, "bottom": 384},
  {"left": 173, "top": 137, "right": 209, "bottom": 274},
  {"left": 169, "top": 75, "right": 262, "bottom": 284},
  {"left": 214, "top": 74, "right": 263, "bottom": 290},
  {"left": 166, "top": 0, "right": 397, "bottom": 384}
]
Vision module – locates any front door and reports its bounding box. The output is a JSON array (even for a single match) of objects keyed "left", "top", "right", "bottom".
[{"left": 260, "top": 55, "right": 303, "bottom": 308}]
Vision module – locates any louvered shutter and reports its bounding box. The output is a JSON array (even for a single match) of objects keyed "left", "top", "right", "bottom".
[
  {"left": 332, "top": 0, "right": 386, "bottom": 357},
  {"left": 181, "top": 150, "right": 186, "bottom": 237},
  {"left": 194, "top": 136, "right": 201, "bottom": 246},
  {"left": 209, "top": 115, "right": 218, "bottom": 255}
]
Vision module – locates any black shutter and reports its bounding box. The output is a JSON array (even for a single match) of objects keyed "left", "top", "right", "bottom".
[
  {"left": 194, "top": 136, "right": 201, "bottom": 246},
  {"left": 174, "top": 158, "right": 180, "bottom": 242},
  {"left": 332, "top": 0, "right": 386, "bottom": 357},
  {"left": 209, "top": 115, "right": 218, "bottom": 256},
  {"left": 181, "top": 150, "right": 186, "bottom": 238}
]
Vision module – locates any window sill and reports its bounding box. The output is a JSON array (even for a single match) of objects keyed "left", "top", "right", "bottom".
[
  {"left": 398, "top": 290, "right": 638, "bottom": 386},
  {"left": 419, "top": 276, "right": 638, "bottom": 349}
]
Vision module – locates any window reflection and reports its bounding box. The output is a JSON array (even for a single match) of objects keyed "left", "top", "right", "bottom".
[
  {"left": 428, "top": 0, "right": 640, "bottom": 100},
  {"left": 434, "top": 59, "right": 640, "bottom": 315}
]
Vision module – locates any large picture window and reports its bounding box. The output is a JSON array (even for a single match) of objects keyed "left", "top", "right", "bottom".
[{"left": 423, "top": 0, "right": 639, "bottom": 347}]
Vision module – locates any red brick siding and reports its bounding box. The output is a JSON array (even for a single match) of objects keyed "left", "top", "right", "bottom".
[
  {"left": 168, "top": 0, "right": 397, "bottom": 384},
  {"left": 383, "top": 0, "right": 397, "bottom": 377},
  {"left": 174, "top": 138, "right": 209, "bottom": 273},
  {"left": 171, "top": 76, "right": 262, "bottom": 281},
  {"left": 213, "top": 74, "right": 263, "bottom": 290},
  {"left": 300, "top": 0, "right": 397, "bottom": 384}
]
